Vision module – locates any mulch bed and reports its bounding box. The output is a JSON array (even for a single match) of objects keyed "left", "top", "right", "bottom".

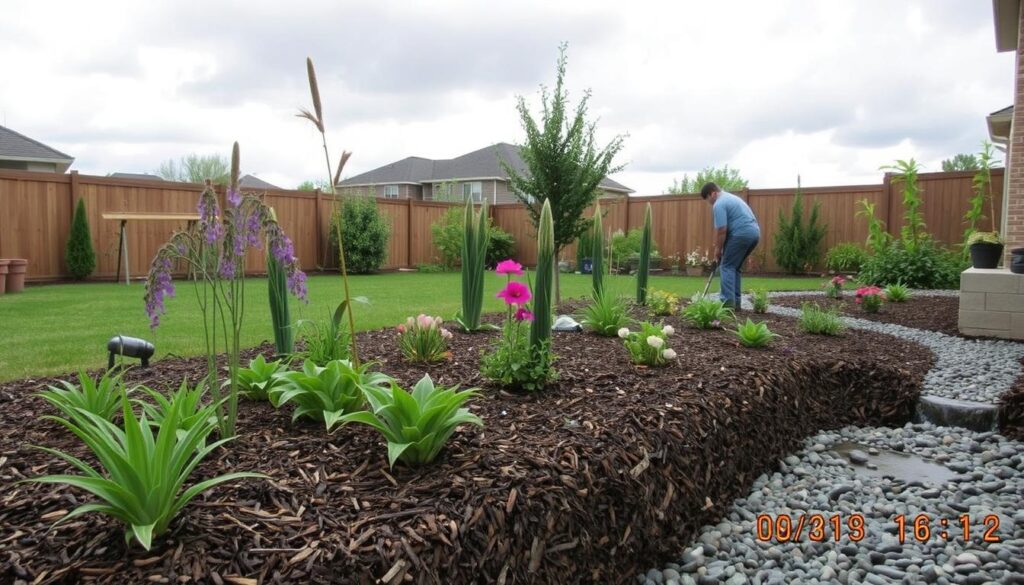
[
  {"left": 0, "top": 305, "right": 934, "bottom": 584},
  {"left": 770, "top": 294, "right": 961, "bottom": 337}
]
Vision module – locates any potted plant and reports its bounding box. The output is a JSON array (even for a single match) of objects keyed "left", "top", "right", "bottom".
[
  {"left": 967, "top": 231, "right": 1003, "bottom": 269},
  {"left": 685, "top": 248, "right": 706, "bottom": 276}
]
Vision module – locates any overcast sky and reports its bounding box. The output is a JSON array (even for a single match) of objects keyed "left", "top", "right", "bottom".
[{"left": 0, "top": 0, "right": 1014, "bottom": 194}]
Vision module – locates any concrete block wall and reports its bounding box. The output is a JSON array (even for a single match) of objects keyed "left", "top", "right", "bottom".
[{"left": 959, "top": 268, "right": 1024, "bottom": 339}]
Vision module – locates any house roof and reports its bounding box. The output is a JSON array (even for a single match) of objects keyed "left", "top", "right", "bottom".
[
  {"left": 993, "top": 0, "right": 1020, "bottom": 52},
  {"left": 339, "top": 143, "right": 632, "bottom": 193},
  {"left": 109, "top": 172, "right": 165, "bottom": 181},
  {"left": 0, "top": 125, "right": 74, "bottom": 170},
  {"left": 239, "top": 174, "right": 280, "bottom": 190}
]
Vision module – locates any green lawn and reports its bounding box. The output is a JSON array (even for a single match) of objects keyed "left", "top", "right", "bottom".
[{"left": 0, "top": 272, "right": 821, "bottom": 381}]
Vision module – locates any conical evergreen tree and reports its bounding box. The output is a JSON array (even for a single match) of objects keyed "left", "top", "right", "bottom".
[{"left": 66, "top": 198, "right": 96, "bottom": 279}]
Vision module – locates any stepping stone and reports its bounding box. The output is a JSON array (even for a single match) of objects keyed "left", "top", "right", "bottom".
[{"left": 916, "top": 395, "right": 1000, "bottom": 432}]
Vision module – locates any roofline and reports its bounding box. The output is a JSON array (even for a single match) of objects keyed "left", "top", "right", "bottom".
[
  {"left": 422, "top": 176, "right": 505, "bottom": 183},
  {"left": 0, "top": 154, "right": 75, "bottom": 165},
  {"left": 994, "top": 0, "right": 1020, "bottom": 52},
  {"left": 337, "top": 181, "right": 422, "bottom": 188}
]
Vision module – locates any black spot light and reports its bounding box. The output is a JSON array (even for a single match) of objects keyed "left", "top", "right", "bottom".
[{"left": 107, "top": 335, "right": 155, "bottom": 369}]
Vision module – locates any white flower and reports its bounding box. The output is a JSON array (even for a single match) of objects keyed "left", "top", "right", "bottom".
[
  {"left": 662, "top": 348, "right": 677, "bottom": 360},
  {"left": 440, "top": 328, "right": 453, "bottom": 339},
  {"left": 617, "top": 327, "right": 630, "bottom": 339},
  {"left": 647, "top": 335, "right": 664, "bottom": 349},
  {"left": 662, "top": 325, "right": 675, "bottom": 336}
]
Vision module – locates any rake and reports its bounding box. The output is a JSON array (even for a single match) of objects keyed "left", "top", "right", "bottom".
[{"left": 701, "top": 262, "right": 719, "bottom": 298}]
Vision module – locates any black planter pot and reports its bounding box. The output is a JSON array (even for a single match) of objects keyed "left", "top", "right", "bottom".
[
  {"left": 969, "top": 242, "right": 1004, "bottom": 269},
  {"left": 1011, "top": 248, "right": 1024, "bottom": 274}
]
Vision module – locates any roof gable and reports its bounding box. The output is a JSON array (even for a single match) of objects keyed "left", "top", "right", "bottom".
[{"left": 0, "top": 125, "right": 74, "bottom": 164}]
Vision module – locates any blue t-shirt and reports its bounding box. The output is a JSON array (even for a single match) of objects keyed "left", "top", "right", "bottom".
[{"left": 712, "top": 191, "right": 760, "bottom": 237}]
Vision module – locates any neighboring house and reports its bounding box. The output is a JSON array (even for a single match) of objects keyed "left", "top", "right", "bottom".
[
  {"left": 109, "top": 172, "right": 165, "bottom": 181},
  {"left": 0, "top": 125, "right": 74, "bottom": 173},
  {"left": 239, "top": 174, "right": 280, "bottom": 190},
  {"left": 337, "top": 142, "right": 632, "bottom": 203}
]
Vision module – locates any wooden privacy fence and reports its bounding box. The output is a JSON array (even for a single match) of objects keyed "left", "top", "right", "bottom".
[{"left": 0, "top": 168, "right": 1004, "bottom": 281}]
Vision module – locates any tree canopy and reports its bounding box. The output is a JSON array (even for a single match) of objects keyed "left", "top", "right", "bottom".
[
  {"left": 667, "top": 165, "right": 748, "bottom": 194},
  {"left": 940, "top": 153, "right": 980, "bottom": 172},
  {"left": 156, "top": 154, "right": 230, "bottom": 184}
]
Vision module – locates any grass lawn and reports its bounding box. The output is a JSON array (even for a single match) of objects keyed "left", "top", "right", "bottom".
[{"left": 0, "top": 271, "right": 822, "bottom": 381}]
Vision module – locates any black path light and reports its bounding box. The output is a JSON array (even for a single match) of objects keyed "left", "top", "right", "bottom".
[{"left": 107, "top": 335, "right": 155, "bottom": 369}]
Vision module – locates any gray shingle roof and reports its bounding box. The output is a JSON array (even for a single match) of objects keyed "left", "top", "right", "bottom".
[
  {"left": 0, "top": 125, "right": 74, "bottom": 163},
  {"left": 239, "top": 174, "right": 280, "bottom": 190},
  {"left": 109, "top": 172, "right": 165, "bottom": 181},
  {"left": 340, "top": 143, "right": 632, "bottom": 192}
]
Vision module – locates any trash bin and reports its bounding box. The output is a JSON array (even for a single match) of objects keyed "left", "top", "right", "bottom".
[
  {"left": 581, "top": 258, "right": 593, "bottom": 274},
  {"left": 0, "top": 260, "right": 8, "bottom": 295},
  {"left": 7, "top": 259, "right": 27, "bottom": 293}
]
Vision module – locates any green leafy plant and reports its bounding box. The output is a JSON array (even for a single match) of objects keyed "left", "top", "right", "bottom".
[
  {"left": 823, "top": 275, "right": 847, "bottom": 299},
  {"left": 825, "top": 243, "right": 868, "bottom": 274},
  {"left": 531, "top": 199, "right": 555, "bottom": 352},
  {"left": 233, "top": 354, "right": 288, "bottom": 402},
  {"left": 27, "top": 391, "right": 263, "bottom": 550},
  {"left": 135, "top": 381, "right": 218, "bottom": 445},
  {"left": 339, "top": 375, "right": 483, "bottom": 467},
  {"left": 882, "top": 159, "right": 926, "bottom": 251},
  {"left": 578, "top": 291, "right": 631, "bottom": 335},
  {"left": 397, "top": 314, "right": 453, "bottom": 363},
  {"left": 855, "top": 286, "right": 885, "bottom": 313},
  {"left": 667, "top": 165, "right": 748, "bottom": 194},
  {"left": 619, "top": 322, "right": 677, "bottom": 366},
  {"left": 610, "top": 228, "right": 660, "bottom": 273},
  {"left": 648, "top": 289, "right": 680, "bottom": 316},
  {"left": 416, "top": 262, "right": 446, "bottom": 273},
  {"left": 773, "top": 186, "right": 827, "bottom": 274},
  {"left": 799, "top": 303, "right": 845, "bottom": 336},
  {"left": 266, "top": 209, "right": 294, "bottom": 356},
  {"left": 592, "top": 203, "right": 605, "bottom": 296},
  {"left": 733, "top": 319, "right": 780, "bottom": 348},
  {"left": 430, "top": 207, "right": 515, "bottom": 271},
  {"left": 65, "top": 197, "right": 96, "bottom": 279},
  {"left": 751, "top": 289, "right": 769, "bottom": 314},
  {"left": 637, "top": 203, "right": 653, "bottom": 305},
  {"left": 272, "top": 359, "right": 391, "bottom": 432},
  {"left": 297, "top": 302, "right": 352, "bottom": 366},
  {"left": 856, "top": 199, "right": 892, "bottom": 255},
  {"left": 576, "top": 223, "right": 594, "bottom": 280},
  {"left": 858, "top": 238, "right": 965, "bottom": 289},
  {"left": 966, "top": 231, "right": 1003, "bottom": 246},
  {"left": 329, "top": 194, "right": 390, "bottom": 273},
  {"left": 683, "top": 296, "right": 735, "bottom": 329},
  {"left": 883, "top": 282, "right": 910, "bottom": 303},
  {"left": 457, "top": 198, "right": 490, "bottom": 331},
  {"left": 38, "top": 369, "right": 128, "bottom": 422},
  {"left": 480, "top": 320, "right": 556, "bottom": 392}
]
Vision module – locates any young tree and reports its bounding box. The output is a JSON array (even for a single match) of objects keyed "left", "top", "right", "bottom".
[
  {"left": 941, "top": 153, "right": 980, "bottom": 172},
  {"left": 667, "top": 165, "right": 748, "bottom": 194},
  {"left": 65, "top": 197, "right": 96, "bottom": 279},
  {"left": 156, "top": 154, "right": 231, "bottom": 184},
  {"left": 773, "top": 178, "right": 827, "bottom": 274},
  {"left": 297, "top": 179, "right": 332, "bottom": 191},
  {"left": 501, "top": 44, "right": 625, "bottom": 301}
]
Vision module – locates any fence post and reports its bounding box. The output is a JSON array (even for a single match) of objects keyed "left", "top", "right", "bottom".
[
  {"left": 407, "top": 198, "right": 414, "bottom": 268},
  {"left": 623, "top": 195, "right": 631, "bottom": 231}
]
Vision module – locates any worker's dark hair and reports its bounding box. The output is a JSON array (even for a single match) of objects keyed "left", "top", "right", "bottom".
[{"left": 700, "top": 182, "right": 720, "bottom": 200}]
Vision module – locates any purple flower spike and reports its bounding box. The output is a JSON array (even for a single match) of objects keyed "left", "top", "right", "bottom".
[
  {"left": 144, "top": 255, "right": 176, "bottom": 329},
  {"left": 227, "top": 187, "right": 241, "bottom": 207}
]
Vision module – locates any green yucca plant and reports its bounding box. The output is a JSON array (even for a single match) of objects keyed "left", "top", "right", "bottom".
[
  {"left": 135, "top": 381, "right": 218, "bottom": 445},
  {"left": 27, "top": 390, "right": 263, "bottom": 550},
  {"left": 297, "top": 56, "right": 359, "bottom": 364},
  {"left": 232, "top": 354, "right": 288, "bottom": 402},
  {"left": 883, "top": 282, "right": 910, "bottom": 303},
  {"left": 578, "top": 291, "right": 631, "bottom": 336},
  {"left": 271, "top": 359, "right": 391, "bottom": 431},
  {"left": 531, "top": 199, "right": 554, "bottom": 350},
  {"left": 266, "top": 208, "right": 294, "bottom": 356},
  {"left": 339, "top": 375, "right": 483, "bottom": 467},
  {"left": 592, "top": 202, "right": 605, "bottom": 296},
  {"left": 733, "top": 319, "right": 780, "bottom": 348},
  {"left": 636, "top": 203, "right": 653, "bottom": 304},
  {"left": 457, "top": 197, "right": 490, "bottom": 332},
  {"left": 38, "top": 369, "right": 128, "bottom": 422}
]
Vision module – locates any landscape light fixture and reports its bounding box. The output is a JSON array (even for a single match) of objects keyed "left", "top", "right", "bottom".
[{"left": 107, "top": 335, "right": 155, "bottom": 369}]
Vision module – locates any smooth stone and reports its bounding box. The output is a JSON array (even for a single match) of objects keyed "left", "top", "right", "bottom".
[{"left": 849, "top": 450, "right": 870, "bottom": 465}]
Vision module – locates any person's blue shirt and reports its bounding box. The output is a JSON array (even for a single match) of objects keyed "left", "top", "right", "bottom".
[{"left": 712, "top": 191, "right": 760, "bottom": 238}]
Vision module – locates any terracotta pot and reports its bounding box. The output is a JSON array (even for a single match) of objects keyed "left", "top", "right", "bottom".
[
  {"left": 6, "top": 259, "right": 27, "bottom": 293},
  {"left": 0, "top": 260, "right": 8, "bottom": 295}
]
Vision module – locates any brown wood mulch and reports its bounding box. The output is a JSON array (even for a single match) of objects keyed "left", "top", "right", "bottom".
[
  {"left": 769, "top": 294, "right": 961, "bottom": 337},
  {"left": 1000, "top": 357, "right": 1024, "bottom": 441},
  {"left": 0, "top": 306, "right": 934, "bottom": 585}
]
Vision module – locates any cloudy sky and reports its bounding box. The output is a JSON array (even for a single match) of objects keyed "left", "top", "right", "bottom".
[{"left": 0, "top": 0, "right": 1013, "bottom": 194}]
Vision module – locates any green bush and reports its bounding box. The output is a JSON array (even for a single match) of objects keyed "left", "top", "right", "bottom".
[
  {"left": 272, "top": 359, "right": 391, "bottom": 431},
  {"left": 480, "top": 321, "right": 556, "bottom": 392},
  {"left": 430, "top": 207, "right": 516, "bottom": 270},
  {"left": 329, "top": 196, "right": 390, "bottom": 273},
  {"left": 416, "top": 263, "right": 446, "bottom": 273},
  {"left": 858, "top": 238, "right": 965, "bottom": 290},
  {"left": 578, "top": 292, "right": 631, "bottom": 336},
  {"left": 648, "top": 289, "right": 680, "bottom": 316},
  {"left": 487, "top": 228, "right": 516, "bottom": 268},
  {"left": 610, "top": 228, "right": 659, "bottom": 272},
  {"left": 825, "top": 243, "right": 868, "bottom": 273},
  {"left": 620, "top": 321, "right": 677, "bottom": 366},
  {"left": 65, "top": 197, "right": 96, "bottom": 279},
  {"left": 733, "top": 319, "right": 780, "bottom": 348},
  {"left": 773, "top": 192, "right": 827, "bottom": 273},
  {"left": 750, "top": 289, "right": 769, "bottom": 314},
  {"left": 799, "top": 303, "right": 845, "bottom": 336},
  {"left": 38, "top": 369, "right": 127, "bottom": 421}
]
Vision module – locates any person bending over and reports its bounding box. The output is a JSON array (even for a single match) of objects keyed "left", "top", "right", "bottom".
[{"left": 700, "top": 182, "right": 760, "bottom": 310}]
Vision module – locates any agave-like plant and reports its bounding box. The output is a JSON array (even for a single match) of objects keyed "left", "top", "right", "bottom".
[
  {"left": 231, "top": 354, "right": 288, "bottom": 402},
  {"left": 733, "top": 319, "right": 780, "bottom": 348},
  {"left": 135, "top": 381, "right": 218, "bottom": 444},
  {"left": 38, "top": 368, "right": 129, "bottom": 421},
  {"left": 577, "top": 291, "right": 631, "bottom": 336},
  {"left": 271, "top": 359, "right": 391, "bottom": 431},
  {"left": 340, "top": 375, "right": 483, "bottom": 467},
  {"left": 27, "top": 391, "right": 264, "bottom": 550}
]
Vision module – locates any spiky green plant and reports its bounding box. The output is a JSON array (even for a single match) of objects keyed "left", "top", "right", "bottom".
[
  {"left": 38, "top": 369, "right": 128, "bottom": 422},
  {"left": 296, "top": 301, "right": 352, "bottom": 366},
  {"left": 266, "top": 208, "right": 294, "bottom": 355},
  {"left": 592, "top": 203, "right": 605, "bottom": 296},
  {"left": 799, "top": 303, "right": 845, "bottom": 336},
  {"left": 135, "top": 381, "right": 217, "bottom": 445},
  {"left": 636, "top": 203, "right": 653, "bottom": 304},
  {"left": 883, "top": 282, "right": 910, "bottom": 303},
  {"left": 751, "top": 289, "right": 770, "bottom": 314},
  {"left": 733, "top": 319, "right": 780, "bottom": 348},
  {"left": 531, "top": 199, "right": 554, "bottom": 349},
  {"left": 683, "top": 297, "right": 735, "bottom": 329},
  {"left": 27, "top": 390, "right": 263, "bottom": 550},
  {"left": 271, "top": 359, "right": 391, "bottom": 432},
  {"left": 578, "top": 291, "right": 631, "bottom": 336},
  {"left": 457, "top": 198, "right": 490, "bottom": 332},
  {"left": 339, "top": 375, "right": 483, "bottom": 467},
  {"left": 297, "top": 56, "right": 359, "bottom": 364}
]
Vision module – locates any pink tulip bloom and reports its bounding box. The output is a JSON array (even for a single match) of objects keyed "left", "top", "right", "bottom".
[
  {"left": 417, "top": 314, "right": 434, "bottom": 329},
  {"left": 496, "top": 259, "right": 524, "bottom": 276},
  {"left": 497, "top": 281, "right": 531, "bottom": 305}
]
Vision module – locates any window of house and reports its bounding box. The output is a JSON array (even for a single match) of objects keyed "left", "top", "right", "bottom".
[
  {"left": 463, "top": 181, "right": 482, "bottom": 203},
  {"left": 384, "top": 185, "right": 400, "bottom": 199}
]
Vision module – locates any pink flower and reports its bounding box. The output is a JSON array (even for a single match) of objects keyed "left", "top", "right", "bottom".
[
  {"left": 417, "top": 314, "right": 434, "bottom": 329},
  {"left": 441, "top": 328, "right": 453, "bottom": 339},
  {"left": 514, "top": 308, "right": 534, "bottom": 322},
  {"left": 831, "top": 275, "right": 846, "bottom": 285},
  {"left": 397, "top": 324, "right": 406, "bottom": 334},
  {"left": 497, "top": 281, "right": 531, "bottom": 305},
  {"left": 496, "top": 259, "right": 524, "bottom": 276}
]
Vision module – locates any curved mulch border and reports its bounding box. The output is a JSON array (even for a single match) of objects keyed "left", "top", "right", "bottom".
[{"left": 0, "top": 309, "right": 933, "bottom": 584}]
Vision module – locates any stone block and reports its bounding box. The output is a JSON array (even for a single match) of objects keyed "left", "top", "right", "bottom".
[
  {"left": 986, "top": 292, "right": 1024, "bottom": 312},
  {"left": 958, "top": 291, "right": 987, "bottom": 311},
  {"left": 960, "top": 268, "right": 1020, "bottom": 294},
  {"left": 1012, "top": 313, "right": 1024, "bottom": 339},
  {"left": 958, "top": 310, "right": 1011, "bottom": 331}
]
